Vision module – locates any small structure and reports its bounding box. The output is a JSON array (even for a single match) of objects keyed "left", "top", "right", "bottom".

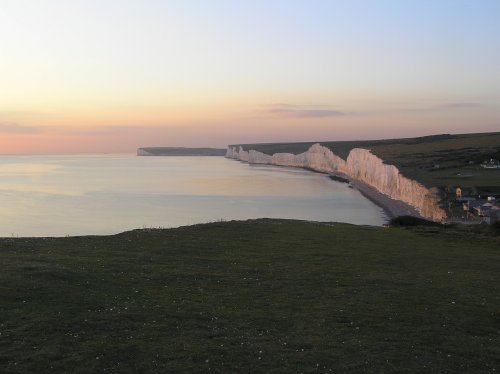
[
  {"left": 470, "top": 201, "right": 487, "bottom": 216},
  {"left": 470, "top": 201, "right": 498, "bottom": 218},
  {"left": 460, "top": 195, "right": 499, "bottom": 225},
  {"left": 481, "top": 159, "right": 500, "bottom": 169},
  {"left": 490, "top": 207, "right": 500, "bottom": 224},
  {"left": 457, "top": 196, "right": 476, "bottom": 203}
]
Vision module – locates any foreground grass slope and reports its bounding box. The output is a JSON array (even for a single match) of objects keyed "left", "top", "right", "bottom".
[
  {"left": 0, "top": 220, "right": 499, "bottom": 373},
  {"left": 231, "top": 132, "right": 500, "bottom": 193}
]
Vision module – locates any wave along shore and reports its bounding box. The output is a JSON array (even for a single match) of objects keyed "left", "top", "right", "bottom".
[{"left": 226, "top": 144, "right": 446, "bottom": 222}]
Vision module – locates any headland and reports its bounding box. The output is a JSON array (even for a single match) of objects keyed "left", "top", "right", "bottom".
[{"left": 137, "top": 147, "right": 226, "bottom": 156}]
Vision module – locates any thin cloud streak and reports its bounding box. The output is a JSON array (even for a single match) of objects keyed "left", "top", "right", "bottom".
[
  {"left": 263, "top": 101, "right": 485, "bottom": 119},
  {"left": 431, "top": 102, "right": 483, "bottom": 110},
  {"left": 268, "top": 108, "right": 347, "bottom": 118},
  {"left": 0, "top": 123, "right": 42, "bottom": 134},
  {"left": 264, "top": 104, "right": 347, "bottom": 118}
]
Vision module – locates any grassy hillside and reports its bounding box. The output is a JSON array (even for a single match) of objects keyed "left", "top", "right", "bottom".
[
  {"left": 1, "top": 219, "right": 498, "bottom": 373},
  {"left": 230, "top": 132, "right": 500, "bottom": 192},
  {"left": 367, "top": 133, "right": 500, "bottom": 191}
]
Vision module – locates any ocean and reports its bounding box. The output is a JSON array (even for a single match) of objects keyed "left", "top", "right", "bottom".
[{"left": 0, "top": 155, "right": 385, "bottom": 236}]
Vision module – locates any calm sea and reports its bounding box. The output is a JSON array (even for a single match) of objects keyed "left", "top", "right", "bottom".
[{"left": 0, "top": 155, "right": 385, "bottom": 236}]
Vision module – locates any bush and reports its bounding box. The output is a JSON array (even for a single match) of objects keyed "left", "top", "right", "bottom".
[
  {"left": 490, "top": 221, "right": 500, "bottom": 236},
  {"left": 328, "top": 175, "right": 350, "bottom": 184},
  {"left": 389, "top": 216, "right": 442, "bottom": 227}
]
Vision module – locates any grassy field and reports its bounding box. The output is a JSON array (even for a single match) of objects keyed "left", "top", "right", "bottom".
[
  {"left": 231, "top": 132, "right": 500, "bottom": 193},
  {"left": 1, "top": 219, "right": 498, "bottom": 373}
]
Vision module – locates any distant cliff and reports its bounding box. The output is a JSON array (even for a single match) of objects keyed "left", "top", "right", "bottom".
[
  {"left": 137, "top": 147, "right": 226, "bottom": 156},
  {"left": 226, "top": 144, "right": 447, "bottom": 222}
]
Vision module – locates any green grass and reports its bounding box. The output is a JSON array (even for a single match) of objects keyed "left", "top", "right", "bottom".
[
  {"left": 231, "top": 132, "right": 500, "bottom": 193},
  {"left": 0, "top": 219, "right": 498, "bottom": 373},
  {"left": 367, "top": 133, "right": 500, "bottom": 191}
]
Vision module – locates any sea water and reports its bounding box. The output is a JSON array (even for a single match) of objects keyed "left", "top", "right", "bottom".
[{"left": 0, "top": 155, "right": 385, "bottom": 236}]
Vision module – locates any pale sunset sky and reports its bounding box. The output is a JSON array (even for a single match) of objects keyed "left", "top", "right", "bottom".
[{"left": 0, "top": 0, "right": 499, "bottom": 154}]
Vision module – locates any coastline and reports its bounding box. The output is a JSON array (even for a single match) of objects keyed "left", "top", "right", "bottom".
[
  {"left": 226, "top": 144, "right": 446, "bottom": 222},
  {"left": 349, "top": 178, "right": 421, "bottom": 220},
  {"left": 234, "top": 155, "right": 423, "bottom": 221},
  {"left": 328, "top": 171, "right": 422, "bottom": 221},
  {"left": 319, "top": 170, "right": 420, "bottom": 220}
]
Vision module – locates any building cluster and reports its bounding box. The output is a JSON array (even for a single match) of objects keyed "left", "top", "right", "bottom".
[{"left": 455, "top": 187, "right": 499, "bottom": 224}]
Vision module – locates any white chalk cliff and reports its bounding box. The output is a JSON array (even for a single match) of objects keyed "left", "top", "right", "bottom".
[
  {"left": 226, "top": 144, "right": 446, "bottom": 221},
  {"left": 137, "top": 148, "right": 153, "bottom": 156}
]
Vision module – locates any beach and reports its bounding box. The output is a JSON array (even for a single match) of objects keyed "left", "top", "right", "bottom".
[
  {"left": 350, "top": 178, "right": 422, "bottom": 220},
  {"left": 329, "top": 171, "right": 423, "bottom": 220}
]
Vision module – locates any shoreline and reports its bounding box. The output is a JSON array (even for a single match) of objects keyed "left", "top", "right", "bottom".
[
  {"left": 226, "top": 143, "right": 446, "bottom": 222},
  {"left": 309, "top": 170, "right": 420, "bottom": 220},
  {"left": 234, "top": 156, "right": 423, "bottom": 222},
  {"left": 327, "top": 171, "right": 422, "bottom": 221},
  {"left": 230, "top": 157, "right": 426, "bottom": 222}
]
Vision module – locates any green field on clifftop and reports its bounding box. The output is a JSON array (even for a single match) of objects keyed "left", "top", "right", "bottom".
[
  {"left": 230, "top": 132, "right": 500, "bottom": 193},
  {"left": 1, "top": 219, "right": 498, "bottom": 373}
]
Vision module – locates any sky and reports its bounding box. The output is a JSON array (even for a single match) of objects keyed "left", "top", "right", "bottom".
[{"left": 0, "top": 0, "right": 499, "bottom": 154}]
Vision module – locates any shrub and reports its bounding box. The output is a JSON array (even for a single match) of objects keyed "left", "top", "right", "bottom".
[
  {"left": 490, "top": 220, "right": 500, "bottom": 236},
  {"left": 389, "top": 216, "right": 442, "bottom": 227}
]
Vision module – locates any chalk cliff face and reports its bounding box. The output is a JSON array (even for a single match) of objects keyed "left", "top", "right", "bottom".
[
  {"left": 226, "top": 144, "right": 446, "bottom": 221},
  {"left": 137, "top": 149, "right": 153, "bottom": 156}
]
